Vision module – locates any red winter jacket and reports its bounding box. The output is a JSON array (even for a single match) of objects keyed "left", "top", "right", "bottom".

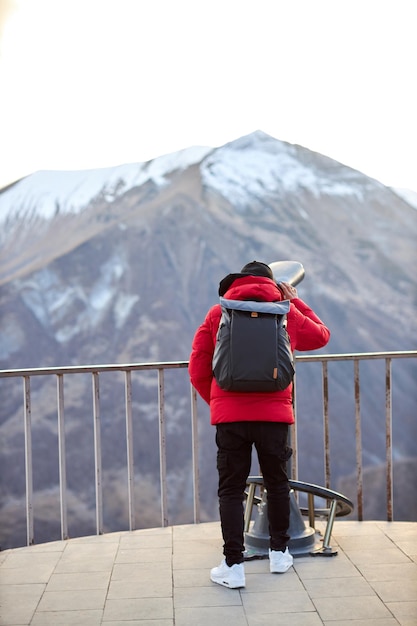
[{"left": 188, "top": 275, "right": 330, "bottom": 425}]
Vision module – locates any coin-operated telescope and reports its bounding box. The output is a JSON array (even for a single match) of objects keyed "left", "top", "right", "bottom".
[{"left": 268, "top": 260, "right": 305, "bottom": 287}]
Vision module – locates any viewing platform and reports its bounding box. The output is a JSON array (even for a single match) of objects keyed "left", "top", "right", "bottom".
[
  {"left": 1, "top": 352, "right": 416, "bottom": 624},
  {"left": 1, "top": 519, "right": 416, "bottom": 625}
]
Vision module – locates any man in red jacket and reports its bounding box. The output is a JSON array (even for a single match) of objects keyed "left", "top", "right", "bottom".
[{"left": 189, "top": 261, "right": 330, "bottom": 588}]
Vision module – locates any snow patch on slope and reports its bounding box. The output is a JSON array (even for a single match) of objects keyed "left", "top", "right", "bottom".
[
  {"left": 0, "top": 145, "right": 212, "bottom": 223},
  {"left": 15, "top": 250, "right": 141, "bottom": 344}
]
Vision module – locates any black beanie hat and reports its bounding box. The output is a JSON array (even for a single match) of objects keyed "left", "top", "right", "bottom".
[
  {"left": 218, "top": 260, "right": 273, "bottom": 296},
  {"left": 240, "top": 261, "right": 274, "bottom": 279}
]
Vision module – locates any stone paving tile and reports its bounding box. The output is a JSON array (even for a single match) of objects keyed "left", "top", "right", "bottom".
[
  {"left": 332, "top": 521, "right": 388, "bottom": 536},
  {"left": 313, "top": 594, "right": 393, "bottom": 621},
  {"left": 174, "top": 585, "right": 242, "bottom": 608},
  {"left": 174, "top": 605, "right": 247, "bottom": 626},
  {"left": 102, "top": 597, "right": 173, "bottom": 621},
  {"left": 173, "top": 522, "right": 221, "bottom": 539},
  {"left": 370, "top": 578, "right": 417, "bottom": 602},
  {"left": 102, "top": 621, "right": 173, "bottom": 626},
  {"left": 171, "top": 538, "right": 221, "bottom": 554},
  {"left": 320, "top": 617, "right": 398, "bottom": 626},
  {"left": 342, "top": 547, "right": 411, "bottom": 566},
  {"left": 356, "top": 561, "right": 417, "bottom": 581},
  {"left": 111, "top": 560, "right": 171, "bottom": 581},
  {"left": 0, "top": 561, "right": 56, "bottom": 584},
  {"left": 376, "top": 521, "right": 417, "bottom": 537},
  {"left": 119, "top": 533, "right": 172, "bottom": 549},
  {"left": 173, "top": 567, "right": 215, "bottom": 587},
  {"left": 173, "top": 551, "right": 221, "bottom": 570},
  {"left": 247, "top": 613, "right": 323, "bottom": 626},
  {"left": 302, "top": 575, "right": 374, "bottom": 598},
  {"left": 334, "top": 533, "right": 399, "bottom": 550},
  {"left": 385, "top": 601, "right": 417, "bottom": 624},
  {"left": 31, "top": 609, "right": 103, "bottom": 625},
  {"left": 54, "top": 555, "right": 115, "bottom": 573},
  {"left": 115, "top": 546, "right": 172, "bottom": 564},
  {"left": 242, "top": 589, "right": 315, "bottom": 614},
  {"left": 60, "top": 542, "right": 118, "bottom": 560},
  {"left": 354, "top": 522, "right": 417, "bottom": 559},
  {"left": 128, "top": 527, "right": 173, "bottom": 537},
  {"left": 46, "top": 571, "right": 111, "bottom": 591},
  {"left": 37, "top": 588, "right": 107, "bottom": 612},
  {"left": 0, "top": 550, "right": 61, "bottom": 570},
  {"left": 0, "top": 583, "right": 45, "bottom": 625},
  {"left": 395, "top": 541, "right": 417, "bottom": 558},
  {"left": 107, "top": 575, "right": 172, "bottom": 599},
  {"left": 293, "top": 553, "right": 360, "bottom": 579}
]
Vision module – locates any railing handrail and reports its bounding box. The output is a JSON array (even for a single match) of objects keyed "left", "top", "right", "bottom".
[
  {"left": 0, "top": 361, "right": 190, "bottom": 378},
  {"left": 1, "top": 350, "right": 416, "bottom": 547},
  {"left": 295, "top": 350, "right": 417, "bottom": 362},
  {"left": 1, "top": 351, "right": 416, "bottom": 378}
]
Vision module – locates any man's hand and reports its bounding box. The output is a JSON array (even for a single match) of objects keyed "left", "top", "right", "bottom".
[{"left": 279, "top": 282, "right": 298, "bottom": 300}]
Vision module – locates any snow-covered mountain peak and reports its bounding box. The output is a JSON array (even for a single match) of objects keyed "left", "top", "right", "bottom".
[{"left": 200, "top": 131, "right": 370, "bottom": 206}]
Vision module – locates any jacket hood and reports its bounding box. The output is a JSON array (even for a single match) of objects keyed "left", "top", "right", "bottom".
[{"left": 223, "top": 275, "right": 283, "bottom": 302}]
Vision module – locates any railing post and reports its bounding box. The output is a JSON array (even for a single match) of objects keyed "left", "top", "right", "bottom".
[
  {"left": 291, "top": 368, "right": 298, "bottom": 481},
  {"left": 385, "top": 358, "right": 393, "bottom": 521},
  {"left": 354, "top": 359, "right": 363, "bottom": 520},
  {"left": 322, "top": 361, "right": 330, "bottom": 489},
  {"left": 125, "top": 370, "right": 136, "bottom": 530},
  {"left": 190, "top": 385, "right": 200, "bottom": 523},
  {"left": 158, "top": 368, "right": 168, "bottom": 526},
  {"left": 92, "top": 372, "right": 103, "bottom": 534},
  {"left": 56, "top": 374, "right": 68, "bottom": 540},
  {"left": 23, "top": 376, "right": 34, "bottom": 545}
]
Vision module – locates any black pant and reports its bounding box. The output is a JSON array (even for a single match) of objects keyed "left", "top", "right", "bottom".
[{"left": 216, "top": 421, "right": 292, "bottom": 566}]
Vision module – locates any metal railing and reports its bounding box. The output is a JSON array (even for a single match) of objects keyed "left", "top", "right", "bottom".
[
  {"left": 293, "top": 351, "right": 416, "bottom": 522},
  {"left": 1, "top": 350, "right": 416, "bottom": 546}
]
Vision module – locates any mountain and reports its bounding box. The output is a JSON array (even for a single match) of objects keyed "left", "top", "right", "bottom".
[{"left": 1, "top": 130, "right": 416, "bottom": 548}]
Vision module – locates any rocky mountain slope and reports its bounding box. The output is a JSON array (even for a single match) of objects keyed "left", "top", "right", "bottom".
[{"left": 1, "top": 131, "right": 416, "bottom": 548}]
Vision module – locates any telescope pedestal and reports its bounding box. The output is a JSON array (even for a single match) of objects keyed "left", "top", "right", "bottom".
[{"left": 244, "top": 490, "right": 322, "bottom": 559}]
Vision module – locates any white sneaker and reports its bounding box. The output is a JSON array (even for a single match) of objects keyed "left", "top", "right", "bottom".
[
  {"left": 269, "top": 547, "right": 293, "bottom": 573},
  {"left": 210, "top": 559, "right": 246, "bottom": 588}
]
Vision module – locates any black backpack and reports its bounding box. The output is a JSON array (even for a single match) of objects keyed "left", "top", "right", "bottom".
[{"left": 212, "top": 297, "right": 294, "bottom": 392}]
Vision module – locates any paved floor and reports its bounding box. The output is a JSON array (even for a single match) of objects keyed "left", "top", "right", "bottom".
[{"left": 0, "top": 520, "right": 416, "bottom": 625}]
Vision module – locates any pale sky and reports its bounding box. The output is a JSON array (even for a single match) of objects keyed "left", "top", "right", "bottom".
[{"left": 1, "top": 0, "right": 416, "bottom": 192}]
